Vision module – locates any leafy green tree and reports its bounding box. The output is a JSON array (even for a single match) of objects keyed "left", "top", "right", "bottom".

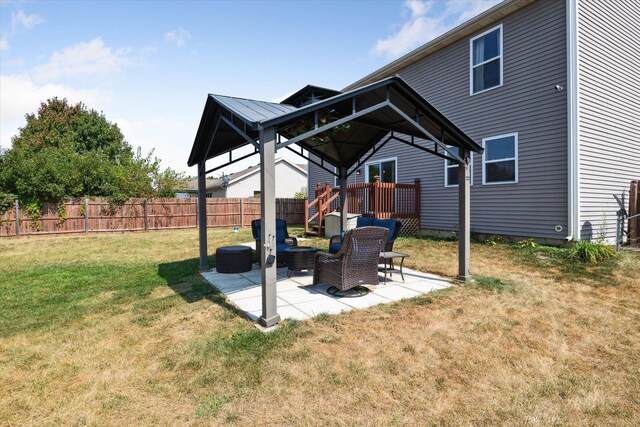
[
  {"left": 0, "top": 98, "right": 186, "bottom": 202},
  {"left": 293, "top": 186, "right": 307, "bottom": 199}
]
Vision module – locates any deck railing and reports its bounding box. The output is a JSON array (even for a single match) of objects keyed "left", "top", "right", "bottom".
[{"left": 305, "top": 178, "right": 421, "bottom": 235}]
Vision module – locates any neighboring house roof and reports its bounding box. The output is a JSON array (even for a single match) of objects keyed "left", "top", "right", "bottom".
[
  {"left": 344, "top": 0, "right": 536, "bottom": 91},
  {"left": 179, "top": 158, "right": 308, "bottom": 192}
]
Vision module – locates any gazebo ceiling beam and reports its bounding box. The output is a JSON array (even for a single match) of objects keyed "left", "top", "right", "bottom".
[
  {"left": 204, "top": 148, "right": 259, "bottom": 175},
  {"left": 284, "top": 145, "right": 339, "bottom": 177},
  {"left": 346, "top": 134, "right": 394, "bottom": 178},
  {"left": 391, "top": 135, "right": 458, "bottom": 164},
  {"left": 201, "top": 114, "right": 222, "bottom": 164},
  {"left": 220, "top": 115, "right": 258, "bottom": 149},
  {"left": 386, "top": 103, "right": 464, "bottom": 164},
  {"left": 352, "top": 117, "right": 409, "bottom": 133},
  {"left": 276, "top": 100, "right": 390, "bottom": 149}
]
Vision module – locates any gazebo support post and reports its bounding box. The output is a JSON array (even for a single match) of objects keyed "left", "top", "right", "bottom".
[
  {"left": 258, "top": 125, "right": 281, "bottom": 328},
  {"left": 457, "top": 151, "right": 472, "bottom": 281},
  {"left": 198, "top": 160, "right": 209, "bottom": 271},
  {"left": 339, "top": 166, "right": 348, "bottom": 233}
]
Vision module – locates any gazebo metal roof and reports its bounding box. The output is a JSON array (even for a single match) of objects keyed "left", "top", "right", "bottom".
[{"left": 188, "top": 76, "right": 482, "bottom": 175}]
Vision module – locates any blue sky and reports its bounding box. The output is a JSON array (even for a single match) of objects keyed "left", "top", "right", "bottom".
[{"left": 0, "top": 0, "right": 500, "bottom": 176}]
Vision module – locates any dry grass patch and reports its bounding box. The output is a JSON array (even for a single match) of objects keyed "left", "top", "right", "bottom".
[{"left": 1, "top": 229, "right": 639, "bottom": 425}]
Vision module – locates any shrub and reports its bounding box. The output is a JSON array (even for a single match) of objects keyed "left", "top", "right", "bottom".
[
  {"left": 485, "top": 236, "right": 503, "bottom": 246},
  {"left": 517, "top": 238, "right": 539, "bottom": 248},
  {"left": 569, "top": 241, "right": 616, "bottom": 264}
]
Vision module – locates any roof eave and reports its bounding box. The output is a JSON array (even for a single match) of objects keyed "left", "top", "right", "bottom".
[{"left": 344, "top": 0, "right": 535, "bottom": 91}]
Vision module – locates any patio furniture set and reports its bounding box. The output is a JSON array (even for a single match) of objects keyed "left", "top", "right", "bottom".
[{"left": 215, "top": 217, "right": 408, "bottom": 294}]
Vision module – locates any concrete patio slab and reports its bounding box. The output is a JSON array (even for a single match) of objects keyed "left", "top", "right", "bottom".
[
  {"left": 201, "top": 264, "right": 452, "bottom": 322},
  {"left": 371, "top": 285, "right": 423, "bottom": 301}
]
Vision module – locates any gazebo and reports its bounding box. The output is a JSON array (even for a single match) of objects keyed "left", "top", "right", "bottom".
[{"left": 188, "top": 76, "right": 483, "bottom": 327}]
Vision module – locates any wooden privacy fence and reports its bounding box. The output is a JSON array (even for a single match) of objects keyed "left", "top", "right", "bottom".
[{"left": 0, "top": 197, "right": 305, "bottom": 237}]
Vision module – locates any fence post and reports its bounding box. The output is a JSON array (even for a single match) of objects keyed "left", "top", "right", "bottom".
[
  {"left": 143, "top": 199, "right": 148, "bottom": 231},
  {"left": 240, "top": 199, "right": 244, "bottom": 227},
  {"left": 84, "top": 198, "right": 89, "bottom": 233},
  {"left": 14, "top": 199, "right": 20, "bottom": 237}
]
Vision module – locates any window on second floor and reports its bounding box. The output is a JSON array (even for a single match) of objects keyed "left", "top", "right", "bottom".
[
  {"left": 482, "top": 133, "right": 518, "bottom": 184},
  {"left": 444, "top": 146, "right": 473, "bottom": 187},
  {"left": 470, "top": 24, "right": 503, "bottom": 95}
]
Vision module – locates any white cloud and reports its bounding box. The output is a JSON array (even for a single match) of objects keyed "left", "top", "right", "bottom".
[
  {"left": 1, "top": 9, "right": 44, "bottom": 51},
  {"left": 165, "top": 28, "right": 191, "bottom": 47},
  {"left": 11, "top": 9, "right": 44, "bottom": 32},
  {"left": 0, "top": 74, "right": 106, "bottom": 148},
  {"left": 444, "top": 0, "right": 502, "bottom": 24},
  {"left": 372, "top": 0, "right": 502, "bottom": 59},
  {"left": 405, "top": 0, "right": 429, "bottom": 18},
  {"left": 32, "top": 38, "right": 131, "bottom": 81}
]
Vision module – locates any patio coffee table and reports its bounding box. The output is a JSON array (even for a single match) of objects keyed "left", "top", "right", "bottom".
[
  {"left": 283, "top": 246, "right": 320, "bottom": 277},
  {"left": 379, "top": 251, "right": 409, "bottom": 283}
]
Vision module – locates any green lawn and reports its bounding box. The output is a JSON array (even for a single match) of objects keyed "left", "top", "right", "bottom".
[{"left": 1, "top": 228, "right": 639, "bottom": 425}]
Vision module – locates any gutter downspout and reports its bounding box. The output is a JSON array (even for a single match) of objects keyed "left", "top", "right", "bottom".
[{"left": 566, "top": 0, "right": 580, "bottom": 242}]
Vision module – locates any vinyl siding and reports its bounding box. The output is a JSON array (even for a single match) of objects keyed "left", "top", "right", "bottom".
[
  {"left": 308, "top": 0, "right": 569, "bottom": 240},
  {"left": 577, "top": 0, "right": 640, "bottom": 242}
]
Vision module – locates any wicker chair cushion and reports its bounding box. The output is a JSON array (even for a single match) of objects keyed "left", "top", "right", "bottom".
[
  {"left": 329, "top": 242, "right": 342, "bottom": 253},
  {"left": 276, "top": 221, "right": 287, "bottom": 243},
  {"left": 373, "top": 218, "right": 396, "bottom": 242},
  {"left": 356, "top": 217, "right": 374, "bottom": 227}
]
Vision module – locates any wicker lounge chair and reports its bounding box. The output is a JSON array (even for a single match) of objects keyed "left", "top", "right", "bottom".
[
  {"left": 313, "top": 226, "right": 389, "bottom": 295},
  {"left": 251, "top": 219, "right": 298, "bottom": 264},
  {"left": 329, "top": 217, "right": 402, "bottom": 254}
]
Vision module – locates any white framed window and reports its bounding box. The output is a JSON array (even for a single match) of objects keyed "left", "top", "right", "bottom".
[
  {"left": 470, "top": 24, "right": 503, "bottom": 95},
  {"left": 482, "top": 133, "right": 518, "bottom": 185},
  {"left": 365, "top": 157, "right": 397, "bottom": 183},
  {"left": 444, "top": 146, "right": 473, "bottom": 187}
]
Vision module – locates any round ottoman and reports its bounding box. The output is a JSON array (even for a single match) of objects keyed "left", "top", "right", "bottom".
[{"left": 215, "top": 245, "right": 253, "bottom": 273}]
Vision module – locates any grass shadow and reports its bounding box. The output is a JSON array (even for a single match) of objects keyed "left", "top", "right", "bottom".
[{"left": 157, "top": 256, "right": 246, "bottom": 319}]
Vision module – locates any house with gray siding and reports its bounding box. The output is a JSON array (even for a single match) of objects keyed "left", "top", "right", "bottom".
[{"left": 306, "top": 0, "right": 639, "bottom": 244}]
